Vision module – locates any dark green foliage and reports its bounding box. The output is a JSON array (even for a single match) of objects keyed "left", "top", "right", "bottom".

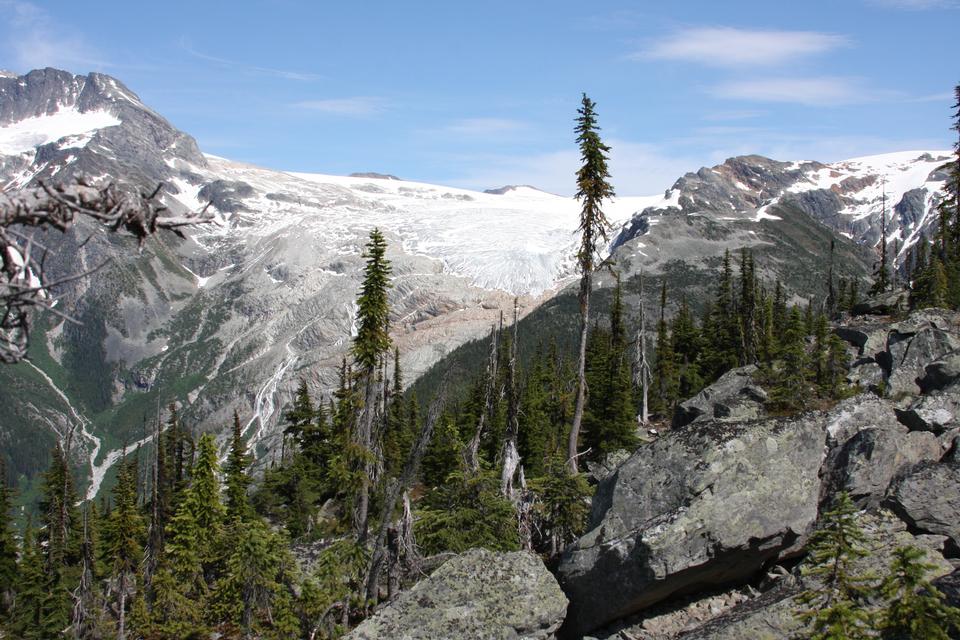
[
  {"left": 583, "top": 278, "right": 638, "bottom": 460},
  {"left": 421, "top": 413, "right": 463, "bottom": 487},
  {"left": 878, "top": 546, "right": 960, "bottom": 639},
  {"left": 224, "top": 411, "right": 253, "bottom": 523},
  {"left": 769, "top": 306, "right": 813, "bottom": 411},
  {"left": 530, "top": 456, "right": 592, "bottom": 556},
  {"left": 797, "top": 492, "right": 875, "bottom": 640},
  {"left": 416, "top": 470, "right": 520, "bottom": 555},
  {"left": 652, "top": 282, "right": 679, "bottom": 416},
  {"left": 353, "top": 228, "right": 392, "bottom": 371},
  {"left": 0, "top": 461, "right": 16, "bottom": 619},
  {"left": 104, "top": 455, "right": 146, "bottom": 625}
]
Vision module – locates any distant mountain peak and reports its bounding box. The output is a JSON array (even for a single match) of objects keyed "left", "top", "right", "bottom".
[
  {"left": 483, "top": 184, "right": 544, "bottom": 195},
  {"left": 349, "top": 172, "right": 399, "bottom": 180}
]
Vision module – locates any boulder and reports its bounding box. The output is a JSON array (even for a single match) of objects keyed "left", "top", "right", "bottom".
[
  {"left": 679, "top": 510, "right": 953, "bottom": 640},
  {"left": 835, "top": 310, "right": 960, "bottom": 399},
  {"left": 932, "top": 569, "right": 960, "bottom": 610},
  {"left": 918, "top": 351, "right": 960, "bottom": 394},
  {"left": 557, "top": 413, "right": 825, "bottom": 636},
  {"left": 851, "top": 290, "right": 908, "bottom": 317},
  {"left": 673, "top": 366, "right": 766, "bottom": 429},
  {"left": 822, "top": 427, "right": 941, "bottom": 508},
  {"left": 895, "top": 390, "right": 960, "bottom": 435},
  {"left": 885, "top": 461, "right": 960, "bottom": 554},
  {"left": 346, "top": 548, "right": 568, "bottom": 640},
  {"left": 821, "top": 393, "right": 903, "bottom": 448}
]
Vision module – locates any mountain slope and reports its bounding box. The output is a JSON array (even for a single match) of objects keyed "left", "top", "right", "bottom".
[{"left": 0, "top": 68, "right": 949, "bottom": 501}]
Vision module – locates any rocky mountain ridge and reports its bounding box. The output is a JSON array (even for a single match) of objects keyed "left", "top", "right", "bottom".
[{"left": 0, "top": 67, "right": 949, "bottom": 502}]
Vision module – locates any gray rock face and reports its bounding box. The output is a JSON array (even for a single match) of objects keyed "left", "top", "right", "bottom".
[
  {"left": 679, "top": 510, "right": 954, "bottom": 640},
  {"left": 837, "top": 310, "right": 960, "bottom": 399},
  {"left": 918, "top": 351, "right": 960, "bottom": 394},
  {"left": 673, "top": 366, "right": 766, "bottom": 428},
  {"left": 823, "top": 426, "right": 941, "bottom": 507},
  {"left": 885, "top": 461, "right": 960, "bottom": 554},
  {"left": 896, "top": 389, "right": 960, "bottom": 435},
  {"left": 557, "top": 414, "right": 825, "bottom": 636},
  {"left": 346, "top": 549, "right": 567, "bottom": 640}
]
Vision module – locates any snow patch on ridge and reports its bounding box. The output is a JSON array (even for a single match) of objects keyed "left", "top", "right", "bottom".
[{"left": 0, "top": 108, "right": 120, "bottom": 155}]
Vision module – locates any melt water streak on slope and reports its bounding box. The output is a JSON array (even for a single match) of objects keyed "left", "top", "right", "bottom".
[
  {"left": 22, "top": 360, "right": 104, "bottom": 499},
  {"left": 243, "top": 343, "right": 299, "bottom": 451}
]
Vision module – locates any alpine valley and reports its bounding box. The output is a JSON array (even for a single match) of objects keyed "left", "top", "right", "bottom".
[{"left": 0, "top": 67, "right": 951, "bottom": 504}]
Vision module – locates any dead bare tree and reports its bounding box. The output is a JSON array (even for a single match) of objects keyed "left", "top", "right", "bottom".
[
  {"left": 465, "top": 320, "right": 500, "bottom": 472},
  {"left": 633, "top": 271, "right": 650, "bottom": 426},
  {"left": 364, "top": 384, "right": 447, "bottom": 605},
  {"left": 0, "top": 177, "right": 214, "bottom": 363},
  {"left": 500, "top": 298, "right": 521, "bottom": 498}
]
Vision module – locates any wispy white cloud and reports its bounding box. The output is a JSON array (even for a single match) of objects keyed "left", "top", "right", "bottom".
[
  {"left": 179, "top": 39, "right": 322, "bottom": 81},
  {"left": 710, "top": 76, "right": 891, "bottom": 106},
  {"left": 0, "top": 1, "right": 105, "bottom": 71},
  {"left": 638, "top": 27, "right": 850, "bottom": 67},
  {"left": 701, "top": 109, "right": 767, "bottom": 121},
  {"left": 441, "top": 118, "right": 526, "bottom": 136},
  {"left": 293, "top": 97, "right": 387, "bottom": 117}
]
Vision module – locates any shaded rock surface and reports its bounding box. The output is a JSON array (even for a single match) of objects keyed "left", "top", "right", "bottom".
[
  {"left": 557, "top": 412, "right": 825, "bottom": 635},
  {"left": 885, "top": 461, "right": 960, "bottom": 554},
  {"left": 672, "top": 366, "right": 766, "bottom": 428},
  {"left": 838, "top": 309, "right": 960, "bottom": 399},
  {"left": 346, "top": 549, "right": 567, "bottom": 640},
  {"left": 823, "top": 425, "right": 941, "bottom": 508}
]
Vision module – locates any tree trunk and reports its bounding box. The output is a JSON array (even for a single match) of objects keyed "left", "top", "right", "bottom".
[
  {"left": 500, "top": 299, "right": 521, "bottom": 497},
  {"left": 466, "top": 323, "right": 499, "bottom": 472},
  {"left": 354, "top": 368, "right": 379, "bottom": 541},
  {"left": 568, "top": 271, "right": 592, "bottom": 473},
  {"left": 365, "top": 388, "right": 445, "bottom": 603}
]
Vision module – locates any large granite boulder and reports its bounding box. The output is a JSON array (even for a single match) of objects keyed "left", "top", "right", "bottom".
[
  {"left": 918, "top": 350, "right": 960, "bottom": 394},
  {"left": 557, "top": 413, "right": 825, "bottom": 636},
  {"left": 822, "top": 426, "right": 941, "bottom": 508},
  {"left": 672, "top": 366, "right": 767, "bottom": 428},
  {"left": 836, "top": 310, "right": 960, "bottom": 399},
  {"left": 346, "top": 549, "right": 568, "bottom": 640},
  {"left": 885, "top": 461, "right": 960, "bottom": 555},
  {"left": 896, "top": 388, "right": 960, "bottom": 435}
]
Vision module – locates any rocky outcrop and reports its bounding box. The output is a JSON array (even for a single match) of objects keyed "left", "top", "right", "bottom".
[
  {"left": 672, "top": 366, "right": 766, "bottom": 428},
  {"left": 838, "top": 309, "right": 960, "bottom": 399},
  {"left": 678, "top": 510, "right": 954, "bottom": 640},
  {"left": 346, "top": 549, "right": 567, "bottom": 640},
  {"left": 557, "top": 413, "right": 825, "bottom": 636},
  {"left": 885, "top": 461, "right": 960, "bottom": 555},
  {"left": 823, "top": 426, "right": 941, "bottom": 508}
]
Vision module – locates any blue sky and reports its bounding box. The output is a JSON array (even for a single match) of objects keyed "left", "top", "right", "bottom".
[{"left": 0, "top": 0, "right": 957, "bottom": 195}]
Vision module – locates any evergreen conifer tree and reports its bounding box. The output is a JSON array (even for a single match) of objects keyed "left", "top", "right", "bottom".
[
  {"left": 352, "top": 227, "right": 392, "bottom": 538},
  {"left": 568, "top": 93, "right": 615, "bottom": 473},
  {"left": 0, "top": 461, "right": 16, "bottom": 619},
  {"left": 878, "top": 545, "right": 960, "bottom": 639},
  {"left": 796, "top": 492, "right": 874, "bottom": 640},
  {"left": 225, "top": 411, "right": 253, "bottom": 523},
  {"left": 104, "top": 456, "right": 146, "bottom": 640}
]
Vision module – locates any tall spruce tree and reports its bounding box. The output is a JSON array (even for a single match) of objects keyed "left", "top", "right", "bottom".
[
  {"left": 568, "top": 93, "right": 615, "bottom": 473},
  {"left": 796, "top": 492, "right": 874, "bottom": 640},
  {"left": 225, "top": 411, "right": 253, "bottom": 523},
  {"left": 104, "top": 456, "right": 145, "bottom": 640},
  {"left": 878, "top": 545, "right": 960, "bottom": 639},
  {"left": 352, "top": 227, "right": 392, "bottom": 538},
  {"left": 0, "top": 460, "right": 16, "bottom": 622}
]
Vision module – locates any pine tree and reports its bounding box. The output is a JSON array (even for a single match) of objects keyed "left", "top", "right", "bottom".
[
  {"left": 871, "top": 181, "right": 891, "bottom": 295},
  {"left": 796, "top": 492, "right": 874, "bottom": 640},
  {"left": 671, "top": 296, "right": 703, "bottom": 402},
  {"left": 104, "top": 455, "right": 146, "bottom": 640},
  {"left": 384, "top": 347, "right": 409, "bottom": 477},
  {"left": 652, "top": 282, "right": 678, "bottom": 416},
  {"left": 37, "top": 443, "right": 80, "bottom": 634},
  {"left": 422, "top": 413, "right": 462, "bottom": 487},
  {"left": 531, "top": 455, "right": 592, "bottom": 557},
  {"left": 352, "top": 227, "right": 393, "bottom": 538},
  {"left": 770, "top": 306, "right": 811, "bottom": 411},
  {"left": 878, "top": 545, "right": 960, "bottom": 639},
  {"left": 11, "top": 519, "right": 56, "bottom": 640},
  {"left": 0, "top": 461, "right": 16, "bottom": 620},
  {"left": 568, "top": 93, "right": 615, "bottom": 473},
  {"left": 225, "top": 411, "right": 253, "bottom": 523}
]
